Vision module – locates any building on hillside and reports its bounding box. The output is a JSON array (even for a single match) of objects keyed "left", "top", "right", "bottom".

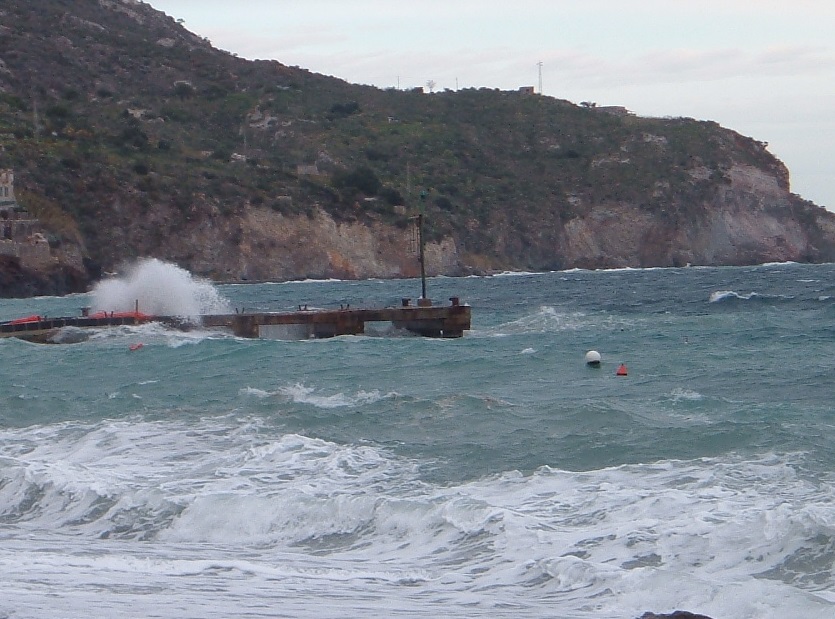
[
  {"left": 0, "top": 170, "right": 52, "bottom": 268},
  {"left": 296, "top": 163, "right": 323, "bottom": 177},
  {"left": 0, "top": 169, "right": 15, "bottom": 206},
  {"left": 1, "top": 168, "right": 20, "bottom": 240}
]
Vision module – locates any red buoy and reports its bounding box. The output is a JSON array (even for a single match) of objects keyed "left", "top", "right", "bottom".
[
  {"left": 129, "top": 343, "right": 144, "bottom": 351},
  {"left": 616, "top": 363, "right": 628, "bottom": 376}
]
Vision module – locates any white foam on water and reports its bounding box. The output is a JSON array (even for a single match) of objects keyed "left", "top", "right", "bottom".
[
  {"left": 492, "top": 270, "right": 542, "bottom": 277},
  {"left": 708, "top": 289, "right": 767, "bottom": 303},
  {"left": 91, "top": 258, "right": 231, "bottom": 317},
  {"left": 240, "top": 386, "right": 272, "bottom": 399},
  {"left": 461, "top": 455, "right": 835, "bottom": 618},
  {"left": 487, "top": 306, "right": 640, "bottom": 337},
  {"left": 486, "top": 306, "right": 586, "bottom": 336},
  {"left": 270, "top": 383, "right": 397, "bottom": 409},
  {"left": 2, "top": 417, "right": 834, "bottom": 619},
  {"left": 76, "top": 320, "right": 228, "bottom": 350},
  {"left": 669, "top": 387, "right": 704, "bottom": 402},
  {"left": 708, "top": 289, "right": 797, "bottom": 305}
]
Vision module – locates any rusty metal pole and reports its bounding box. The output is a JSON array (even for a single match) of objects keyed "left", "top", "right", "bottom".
[
  {"left": 418, "top": 190, "right": 427, "bottom": 300},
  {"left": 418, "top": 212, "right": 427, "bottom": 300}
]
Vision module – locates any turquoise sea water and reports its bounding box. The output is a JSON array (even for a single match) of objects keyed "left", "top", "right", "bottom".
[{"left": 1, "top": 262, "right": 834, "bottom": 618}]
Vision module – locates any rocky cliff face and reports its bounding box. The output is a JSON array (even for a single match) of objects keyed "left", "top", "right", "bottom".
[
  {"left": 135, "top": 160, "right": 829, "bottom": 282},
  {"left": 170, "top": 207, "right": 460, "bottom": 282},
  {"left": 41, "top": 154, "right": 835, "bottom": 287},
  {"left": 555, "top": 164, "right": 828, "bottom": 270}
]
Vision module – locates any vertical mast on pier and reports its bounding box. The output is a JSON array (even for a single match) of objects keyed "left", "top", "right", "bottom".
[
  {"left": 406, "top": 162, "right": 428, "bottom": 301},
  {"left": 418, "top": 190, "right": 428, "bottom": 300}
]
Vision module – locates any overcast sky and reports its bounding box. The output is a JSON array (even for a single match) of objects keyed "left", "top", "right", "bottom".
[{"left": 148, "top": 0, "right": 834, "bottom": 211}]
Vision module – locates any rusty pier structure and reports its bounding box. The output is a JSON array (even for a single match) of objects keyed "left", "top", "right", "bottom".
[
  {"left": 0, "top": 297, "right": 471, "bottom": 343},
  {"left": 203, "top": 296, "right": 470, "bottom": 339}
]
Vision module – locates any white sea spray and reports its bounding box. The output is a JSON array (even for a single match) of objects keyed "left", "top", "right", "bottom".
[{"left": 91, "top": 258, "right": 231, "bottom": 317}]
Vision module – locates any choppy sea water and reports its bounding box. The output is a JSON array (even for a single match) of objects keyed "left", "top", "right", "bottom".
[{"left": 1, "top": 261, "right": 834, "bottom": 619}]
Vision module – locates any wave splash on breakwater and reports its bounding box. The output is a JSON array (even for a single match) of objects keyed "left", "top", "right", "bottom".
[{"left": 91, "top": 258, "right": 230, "bottom": 317}]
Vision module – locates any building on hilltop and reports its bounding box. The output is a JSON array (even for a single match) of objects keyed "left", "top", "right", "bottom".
[{"left": 596, "top": 106, "right": 633, "bottom": 116}]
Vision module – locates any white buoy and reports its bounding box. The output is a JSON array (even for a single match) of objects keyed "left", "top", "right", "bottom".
[{"left": 585, "top": 350, "right": 602, "bottom": 367}]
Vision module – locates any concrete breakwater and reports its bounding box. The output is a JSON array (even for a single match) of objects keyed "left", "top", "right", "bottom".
[{"left": 0, "top": 297, "right": 471, "bottom": 342}]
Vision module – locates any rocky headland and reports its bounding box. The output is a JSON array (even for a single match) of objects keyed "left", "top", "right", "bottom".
[{"left": 1, "top": 0, "right": 834, "bottom": 297}]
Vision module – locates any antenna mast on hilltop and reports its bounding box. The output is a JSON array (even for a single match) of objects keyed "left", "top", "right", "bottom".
[{"left": 537, "top": 61, "right": 543, "bottom": 95}]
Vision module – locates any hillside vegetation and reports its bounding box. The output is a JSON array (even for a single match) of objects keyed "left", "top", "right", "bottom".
[{"left": 1, "top": 0, "right": 834, "bottom": 294}]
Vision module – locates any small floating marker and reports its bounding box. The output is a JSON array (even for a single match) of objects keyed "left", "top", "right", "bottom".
[
  {"left": 616, "top": 363, "right": 628, "bottom": 376},
  {"left": 585, "top": 350, "right": 602, "bottom": 367},
  {"left": 129, "top": 343, "right": 144, "bottom": 351}
]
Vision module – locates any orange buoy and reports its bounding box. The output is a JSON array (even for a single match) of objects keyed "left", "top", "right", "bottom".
[{"left": 616, "top": 363, "right": 628, "bottom": 376}]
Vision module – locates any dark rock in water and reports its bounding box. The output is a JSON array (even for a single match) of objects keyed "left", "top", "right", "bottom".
[
  {"left": 639, "top": 612, "right": 715, "bottom": 619},
  {"left": 48, "top": 326, "right": 92, "bottom": 345}
]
